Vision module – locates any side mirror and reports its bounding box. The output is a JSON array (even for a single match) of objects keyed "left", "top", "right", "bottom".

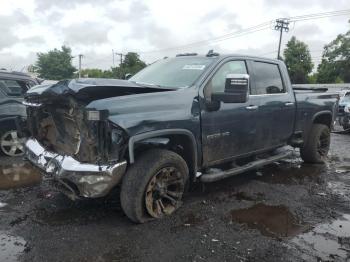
[
  {"left": 211, "top": 74, "right": 249, "bottom": 103},
  {"left": 125, "top": 73, "right": 133, "bottom": 80}
]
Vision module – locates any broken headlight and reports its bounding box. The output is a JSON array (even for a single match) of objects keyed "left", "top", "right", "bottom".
[{"left": 109, "top": 125, "right": 128, "bottom": 161}]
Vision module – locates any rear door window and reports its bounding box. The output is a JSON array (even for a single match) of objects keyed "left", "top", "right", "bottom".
[
  {"left": 252, "top": 62, "right": 285, "bottom": 95},
  {"left": 0, "top": 79, "right": 33, "bottom": 96}
]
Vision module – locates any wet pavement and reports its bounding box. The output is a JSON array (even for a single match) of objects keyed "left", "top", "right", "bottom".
[{"left": 0, "top": 133, "right": 350, "bottom": 261}]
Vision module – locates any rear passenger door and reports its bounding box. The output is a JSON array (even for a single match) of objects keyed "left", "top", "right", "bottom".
[{"left": 250, "top": 60, "right": 295, "bottom": 150}]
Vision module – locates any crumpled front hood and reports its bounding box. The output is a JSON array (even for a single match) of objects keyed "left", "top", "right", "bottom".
[
  {"left": 25, "top": 78, "right": 172, "bottom": 103},
  {"left": 86, "top": 87, "right": 199, "bottom": 134}
]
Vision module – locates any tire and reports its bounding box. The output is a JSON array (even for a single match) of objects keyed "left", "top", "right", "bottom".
[
  {"left": 120, "top": 149, "right": 189, "bottom": 223},
  {"left": 300, "top": 124, "right": 330, "bottom": 163},
  {"left": 0, "top": 129, "right": 26, "bottom": 157}
]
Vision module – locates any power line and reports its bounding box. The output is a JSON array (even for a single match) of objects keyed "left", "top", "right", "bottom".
[
  {"left": 138, "top": 22, "right": 273, "bottom": 54},
  {"left": 136, "top": 9, "right": 350, "bottom": 55},
  {"left": 288, "top": 9, "right": 350, "bottom": 22}
]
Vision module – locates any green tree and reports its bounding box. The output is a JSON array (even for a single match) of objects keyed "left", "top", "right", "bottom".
[
  {"left": 80, "top": 68, "right": 105, "bottom": 78},
  {"left": 283, "top": 36, "right": 313, "bottom": 84},
  {"left": 115, "top": 52, "right": 147, "bottom": 78},
  {"left": 307, "top": 73, "right": 318, "bottom": 84},
  {"left": 35, "top": 46, "right": 76, "bottom": 80},
  {"left": 80, "top": 68, "right": 117, "bottom": 78},
  {"left": 317, "top": 21, "right": 350, "bottom": 83},
  {"left": 78, "top": 53, "right": 146, "bottom": 79}
]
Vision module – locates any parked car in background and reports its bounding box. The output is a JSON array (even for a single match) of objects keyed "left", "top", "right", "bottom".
[
  {"left": 338, "top": 90, "right": 350, "bottom": 129},
  {"left": 0, "top": 71, "right": 39, "bottom": 156}
]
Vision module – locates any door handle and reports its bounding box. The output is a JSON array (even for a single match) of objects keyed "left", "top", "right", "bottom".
[
  {"left": 285, "top": 102, "right": 294, "bottom": 106},
  {"left": 246, "top": 105, "right": 258, "bottom": 110}
]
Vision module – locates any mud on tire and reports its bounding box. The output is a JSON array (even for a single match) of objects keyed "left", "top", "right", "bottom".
[
  {"left": 300, "top": 124, "right": 330, "bottom": 163},
  {"left": 120, "top": 149, "right": 189, "bottom": 223}
]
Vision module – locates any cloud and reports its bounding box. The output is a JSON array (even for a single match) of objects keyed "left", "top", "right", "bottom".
[
  {"left": 263, "top": 0, "right": 350, "bottom": 9},
  {"left": 35, "top": 0, "right": 112, "bottom": 11},
  {"left": 0, "top": 11, "right": 30, "bottom": 49},
  {"left": 0, "top": 0, "right": 348, "bottom": 71},
  {"left": 64, "top": 22, "right": 111, "bottom": 45}
]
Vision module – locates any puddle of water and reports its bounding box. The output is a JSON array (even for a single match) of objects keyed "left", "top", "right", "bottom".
[
  {"left": 327, "top": 181, "right": 350, "bottom": 200},
  {"left": 335, "top": 165, "right": 350, "bottom": 174},
  {"left": 0, "top": 163, "right": 41, "bottom": 190},
  {"left": 229, "top": 203, "right": 305, "bottom": 238},
  {"left": 292, "top": 215, "right": 350, "bottom": 260},
  {"left": 256, "top": 163, "right": 326, "bottom": 185},
  {"left": 0, "top": 232, "right": 27, "bottom": 262}
]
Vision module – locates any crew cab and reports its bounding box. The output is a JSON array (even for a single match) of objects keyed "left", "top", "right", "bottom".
[{"left": 23, "top": 53, "right": 338, "bottom": 223}]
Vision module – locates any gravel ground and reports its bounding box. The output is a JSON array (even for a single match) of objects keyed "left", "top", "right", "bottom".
[{"left": 0, "top": 133, "right": 350, "bottom": 262}]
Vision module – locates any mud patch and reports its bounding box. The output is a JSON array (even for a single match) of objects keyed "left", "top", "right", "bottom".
[
  {"left": 292, "top": 214, "right": 350, "bottom": 260},
  {"left": 171, "top": 211, "right": 205, "bottom": 232},
  {"left": 0, "top": 162, "right": 41, "bottom": 190},
  {"left": 327, "top": 181, "right": 350, "bottom": 201},
  {"left": 255, "top": 163, "right": 326, "bottom": 185},
  {"left": 0, "top": 232, "right": 27, "bottom": 261},
  {"left": 229, "top": 203, "right": 305, "bottom": 238},
  {"left": 100, "top": 245, "right": 137, "bottom": 261}
]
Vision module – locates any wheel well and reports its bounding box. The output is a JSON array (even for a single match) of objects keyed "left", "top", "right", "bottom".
[
  {"left": 132, "top": 134, "right": 197, "bottom": 180},
  {"left": 0, "top": 119, "right": 17, "bottom": 133},
  {"left": 313, "top": 113, "right": 332, "bottom": 128}
]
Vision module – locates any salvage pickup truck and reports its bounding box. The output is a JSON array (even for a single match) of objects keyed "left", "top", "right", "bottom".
[{"left": 23, "top": 53, "right": 338, "bottom": 223}]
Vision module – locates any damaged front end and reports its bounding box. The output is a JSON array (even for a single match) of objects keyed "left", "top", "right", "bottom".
[
  {"left": 23, "top": 79, "right": 148, "bottom": 199},
  {"left": 26, "top": 139, "right": 127, "bottom": 199}
]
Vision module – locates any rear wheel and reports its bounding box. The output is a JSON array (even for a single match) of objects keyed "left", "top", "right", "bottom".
[
  {"left": 300, "top": 124, "right": 330, "bottom": 163},
  {"left": 120, "top": 149, "right": 189, "bottom": 223},
  {"left": 0, "top": 130, "right": 26, "bottom": 157}
]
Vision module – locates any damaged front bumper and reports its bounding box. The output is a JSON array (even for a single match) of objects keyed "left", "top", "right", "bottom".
[{"left": 25, "top": 138, "right": 127, "bottom": 199}]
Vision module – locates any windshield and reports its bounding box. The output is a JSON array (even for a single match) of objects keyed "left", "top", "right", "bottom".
[
  {"left": 340, "top": 95, "right": 350, "bottom": 103},
  {"left": 129, "top": 57, "right": 216, "bottom": 88}
]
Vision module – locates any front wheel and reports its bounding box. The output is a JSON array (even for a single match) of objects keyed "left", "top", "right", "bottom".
[
  {"left": 300, "top": 124, "right": 330, "bottom": 163},
  {"left": 120, "top": 149, "right": 189, "bottom": 223}
]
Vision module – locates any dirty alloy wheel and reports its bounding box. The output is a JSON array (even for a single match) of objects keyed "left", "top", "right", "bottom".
[
  {"left": 145, "top": 166, "right": 185, "bottom": 218},
  {"left": 120, "top": 149, "right": 189, "bottom": 223},
  {"left": 300, "top": 124, "right": 330, "bottom": 163},
  {"left": 0, "top": 130, "right": 26, "bottom": 157}
]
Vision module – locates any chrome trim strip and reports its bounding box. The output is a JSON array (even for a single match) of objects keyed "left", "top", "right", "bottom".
[{"left": 22, "top": 101, "right": 42, "bottom": 107}]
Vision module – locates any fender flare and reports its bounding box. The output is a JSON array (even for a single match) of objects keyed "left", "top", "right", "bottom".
[
  {"left": 312, "top": 110, "right": 333, "bottom": 126},
  {"left": 128, "top": 129, "right": 198, "bottom": 171}
]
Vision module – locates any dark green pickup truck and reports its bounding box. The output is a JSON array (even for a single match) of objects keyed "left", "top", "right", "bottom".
[{"left": 23, "top": 53, "right": 338, "bottom": 223}]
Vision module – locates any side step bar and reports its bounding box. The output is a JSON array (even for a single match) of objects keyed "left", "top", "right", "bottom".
[{"left": 200, "top": 150, "right": 292, "bottom": 183}]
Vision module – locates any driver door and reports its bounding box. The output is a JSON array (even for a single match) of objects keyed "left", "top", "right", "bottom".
[{"left": 200, "top": 59, "right": 261, "bottom": 165}]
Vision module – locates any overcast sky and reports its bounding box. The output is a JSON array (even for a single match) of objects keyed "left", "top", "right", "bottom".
[{"left": 0, "top": 0, "right": 349, "bottom": 72}]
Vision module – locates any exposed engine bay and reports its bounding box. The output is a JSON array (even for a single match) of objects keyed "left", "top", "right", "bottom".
[
  {"left": 26, "top": 96, "right": 119, "bottom": 164},
  {"left": 24, "top": 78, "right": 173, "bottom": 164}
]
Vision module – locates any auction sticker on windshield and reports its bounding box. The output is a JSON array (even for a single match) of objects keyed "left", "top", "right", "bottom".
[{"left": 182, "top": 65, "right": 206, "bottom": 70}]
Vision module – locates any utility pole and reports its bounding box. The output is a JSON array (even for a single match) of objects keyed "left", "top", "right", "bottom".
[
  {"left": 115, "top": 52, "right": 124, "bottom": 79},
  {"left": 78, "top": 54, "right": 84, "bottom": 78},
  {"left": 112, "top": 49, "right": 115, "bottom": 67},
  {"left": 115, "top": 52, "right": 124, "bottom": 66},
  {"left": 274, "top": 19, "right": 290, "bottom": 60}
]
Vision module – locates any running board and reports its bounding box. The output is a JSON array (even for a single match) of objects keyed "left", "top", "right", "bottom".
[{"left": 200, "top": 150, "right": 292, "bottom": 183}]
